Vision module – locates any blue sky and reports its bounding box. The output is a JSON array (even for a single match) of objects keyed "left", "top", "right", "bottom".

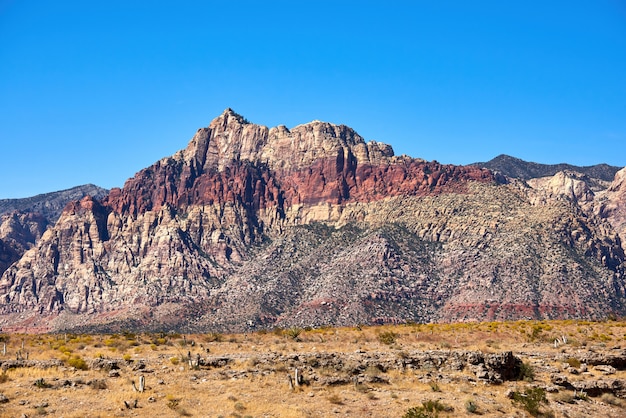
[{"left": 1, "top": 1, "right": 625, "bottom": 198}]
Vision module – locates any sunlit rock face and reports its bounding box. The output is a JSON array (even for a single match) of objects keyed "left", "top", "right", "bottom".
[{"left": 0, "top": 109, "right": 624, "bottom": 333}]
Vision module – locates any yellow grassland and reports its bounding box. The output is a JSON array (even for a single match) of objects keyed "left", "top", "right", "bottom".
[{"left": 0, "top": 320, "right": 624, "bottom": 417}]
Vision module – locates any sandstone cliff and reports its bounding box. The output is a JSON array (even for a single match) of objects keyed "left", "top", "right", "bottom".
[
  {"left": 0, "top": 185, "right": 108, "bottom": 277},
  {"left": 0, "top": 109, "right": 624, "bottom": 332}
]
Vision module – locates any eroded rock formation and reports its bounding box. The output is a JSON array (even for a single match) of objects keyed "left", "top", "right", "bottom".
[{"left": 0, "top": 109, "right": 624, "bottom": 332}]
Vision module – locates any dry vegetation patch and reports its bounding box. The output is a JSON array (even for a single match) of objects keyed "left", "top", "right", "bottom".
[{"left": 0, "top": 320, "right": 624, "bottom": 416}]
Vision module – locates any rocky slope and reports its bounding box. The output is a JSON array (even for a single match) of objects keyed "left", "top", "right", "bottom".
[
  {"left": 0, "top": 109, "right": 624, "bottom": 332},
  {"left": 0, "top": 185, "right": 108, "bottom": 277}
]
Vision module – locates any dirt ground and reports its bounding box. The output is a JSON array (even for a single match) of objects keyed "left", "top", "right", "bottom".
[{"left": 0, "top": 320, "right": 625, "bottom": 417}]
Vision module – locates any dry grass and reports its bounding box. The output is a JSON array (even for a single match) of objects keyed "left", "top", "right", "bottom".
[{"left": 0, "top": 320, "right": 623, "bottom": 417}]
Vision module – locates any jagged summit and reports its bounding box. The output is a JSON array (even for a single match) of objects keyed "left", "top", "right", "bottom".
[{"left": 181, "top": 110, "right": 395, "bottom": 173}]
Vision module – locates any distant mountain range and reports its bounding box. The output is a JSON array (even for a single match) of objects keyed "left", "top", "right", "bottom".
[
  {"left": 0, "top": 184, "right": 108, "bottom": 222},
  {"left": 473, "top": 154, "right": 620, "bottom": 182},
  {"left": 0, "top": 111, "right": 624, "bottom": 333}
]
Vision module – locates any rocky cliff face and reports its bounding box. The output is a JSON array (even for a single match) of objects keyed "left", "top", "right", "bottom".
[
  {"left": 596, "top": 168, "right": 626, "bottom": 251},
  {"left": 0, "top": 109, "right": 624, "bottom": 332},
  {"left": 0, "top": 185, "right": 108, "bottom": 278}
]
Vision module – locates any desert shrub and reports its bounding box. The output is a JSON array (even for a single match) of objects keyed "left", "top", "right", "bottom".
[
  {"left": 204, "top": 332, "right": 223, "bottom": 343},
  {"left": 403, "top": 399, "right": 453, "bottom": 418},
  {"left": 89, "top": 379, "right": 108, "bottom": 390},
  {"left": 170, "top": 356, "right": 180, "bottom": 365},
  {"left": 378, "top": 331, "right": 396, "bottom": 345},
  {"left": 34, "top": 378, "right": 51, "bottom": 388},
  {"left": 553, "top": 391, "right": 575, "bottom": 404},
  {"left": 429, "top": 381, "right": 441, "bottom": 392},
  {"left": 327, "top": 394, "right": 343, "bottom": 405},
  {"left": 0, "top": 372, "right": 10, "bottom": 383},
  {"left": 565, "top": 357, "right": 581, "bottom": 368},
  {"left": 518, "top": 361, "right": 535, "bottom": 381},
  {"left": 67, "top": 355, "right": 88, "bottom": 370},
  {"left": 511, "top": 387, "right": 548, "bottom": 416},
  {"left": 574, "top": 390, "right": 588, "bottom": 401},
  {"left": 284, "top": 327, "right": 303, "bottom": 340},
  {"left": 465, "top": 399, "right": 478, "bottom": 414},
  {"left": 600, "top": 393, "right": 623, "bottom": 407}
]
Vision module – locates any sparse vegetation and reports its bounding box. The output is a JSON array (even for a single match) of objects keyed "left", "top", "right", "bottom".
[
  {"left": 378, "top": 331, "right": 396, "bottom": 345},
  {"left": 518, "top": 361, "right": 535, "bottom": 381},
  {"left": 511, "top": 387, "right": 548, "bottom": 416},
  {"left": 0, "top": 321, "right": 620, "bottom": 416},
  {"left": 404, "top": 399, "right": 453, "bottom": 418},
  {"left": 465, "top": 399, "right": 478, "bottom": 414}
]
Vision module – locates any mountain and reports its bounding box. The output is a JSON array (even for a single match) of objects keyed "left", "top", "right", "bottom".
[
  {"left": 0, "top": 184, "right": 108, "bottom": 221},
  {"left": 473, "top": 154, "right": 620, "bottom": 183},
  {"left": 0, "top": 109, "right": 624, "bottom": 333},
  {"left": 0, "top": 185, "right": 108, "bottom": 277}
]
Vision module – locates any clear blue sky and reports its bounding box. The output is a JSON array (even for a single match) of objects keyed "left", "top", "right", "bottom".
[{"left": 1, "top": 1, "right": 625, "bottom": 198}]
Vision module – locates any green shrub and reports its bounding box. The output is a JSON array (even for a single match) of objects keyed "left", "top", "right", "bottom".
[
  {"left": 403, "top": 400, "right": 453, "bottom": 418},
  {"left": 518, "top": 361, "right": 535, "bottom": 381},
  {"left": 284, "top": 327, "right": 303, "bottom": 340},
  {"left": 34, "top": 378, "right": 51, "bottom": 388},
  {"left": 465, "top": 399, "right": 478, "bottom": 414},
  {"left": 565, "top": 357, "right": 581, "bottom": 368},
  {"left": 511, "top": 387, "right": 548, "bottom": 416}
]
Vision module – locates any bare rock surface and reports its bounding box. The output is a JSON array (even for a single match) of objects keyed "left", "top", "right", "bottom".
[{"left": 0, "top": 109, "right": 624, "bottom": 332}]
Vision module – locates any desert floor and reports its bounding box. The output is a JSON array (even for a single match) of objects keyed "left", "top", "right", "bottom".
[{"left": 0, "top": 320, "right": 625, "bottom": 417}]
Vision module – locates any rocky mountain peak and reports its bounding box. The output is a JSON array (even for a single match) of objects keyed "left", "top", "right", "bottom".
[{"left": 180, "top": 109, "right": 396, "bottom": 173}]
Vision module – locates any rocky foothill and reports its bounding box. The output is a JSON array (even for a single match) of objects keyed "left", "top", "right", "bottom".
[{"left": 0, "top": 109, "right": 624, "bottom": 332}]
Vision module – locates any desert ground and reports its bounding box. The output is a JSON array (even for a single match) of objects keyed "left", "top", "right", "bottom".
[{"left": 0, "top": 320, "right": 625, "bottom": 417}]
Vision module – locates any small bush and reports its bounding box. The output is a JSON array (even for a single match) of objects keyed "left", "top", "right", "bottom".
[
  {"left": 565, "top": 358, "right": 581, "bottom": 368},
  {"left": 378, "top": 331, "right": 396, "bottom": 345},
  {"left": 600, "top": 393, "right": 623, "bottom": 407},
  {"left": 204, "top": 332, "right": 223, "bottom": 343},
  {"left": 89, "top": 379, "right": 108, "bottom": 390},
  {"left": 574, "top": 390, "right": 588, "bottom": 401},
  {"left": 34, "top": 378, "right": 51, "bottom": 389},
  {"left": 465, "top": 399, "right": 478, "bottom": 414},
  {"left": 0, "top": 372, "right": 10, "bottom": 383},
  {"left": 429, "top": 381, "right": 441, "bottom": 392},
  {"left": 327, "top": 394, "right": 343, "bottom": 405},
  {"left": 67, "top": 355, "right": 88, "bottom": 370},
  {"left": 284, "top": 327, "right": 303, "bottom": 340},
  {"left": 553, "top": 391, "right": 575, "bottom": 404},
  {"left": 511, "top": 387, "right": 548, "bottom": 416},
  {"left": 403, "top": 399, "right": 453, "bottom": 418},
  {"left": 518, "top": 361, "right": 535, "bottom": 382},
  {"left": 170, "top": 356, "right": 180, "bottom": 365}
]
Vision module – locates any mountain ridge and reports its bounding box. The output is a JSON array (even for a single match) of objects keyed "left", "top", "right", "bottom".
[
  {"left": 0, "top": 110, "right": 624, "bottom": 333},
  {"left": 473, "top": 154, "right": 620, "bottom": 182}
]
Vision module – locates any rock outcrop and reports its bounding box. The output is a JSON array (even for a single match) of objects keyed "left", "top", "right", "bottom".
[
  {"left": 0, "top": 185, "right": 108, "bottom": 277},
  {"left": 0, "top": 109, "right": 624, "bottom": 332},
  {"left": 596, "top": 167, "right": 626, "bottom": 251}
]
